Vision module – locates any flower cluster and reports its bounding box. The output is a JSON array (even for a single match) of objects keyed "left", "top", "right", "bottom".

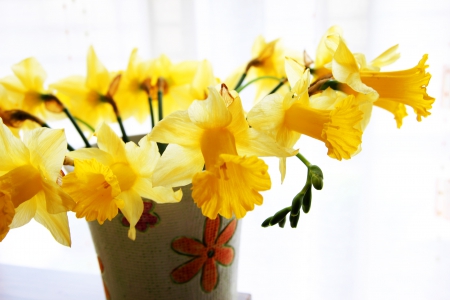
[{"left": 0, "top": 25, "right": 434, "bottom": 245}]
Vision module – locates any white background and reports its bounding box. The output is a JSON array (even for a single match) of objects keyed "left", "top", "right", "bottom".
[{"left": 0, "top": 0, "right": 450, "bottom": 299}]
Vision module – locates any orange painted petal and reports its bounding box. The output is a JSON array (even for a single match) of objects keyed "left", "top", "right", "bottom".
[
  {"left": 171, "top": 256, "right": 206, "bottom": 283},
  {"left": 204, "top": 217, "right": 220, "bottom": 246},
  {"left": 172, "top": 237, "right": 206, "bottom": 256},
  {"left": 215, "top": 247, "right": 234, "bottom": 266},
  {"left": 201, "top": 258, "right": 218, "bottom": 292},
  {"left": 216, "top": 219, "right": 237, "bottom": 246}
]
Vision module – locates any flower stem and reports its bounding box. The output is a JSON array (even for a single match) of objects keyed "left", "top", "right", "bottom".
[
  {"left": 157, "top": 90, "right": 163, "bottom": 121},
  {"left": 41, "top": 122, "right": 75, "bottom": 151},
  {"left": 236, "top": 76, "right": 283, "bottom": 93},
  {"left": 296, "top": 153, "right": 311, "bottom": 168},
  {"left": 117, "top": 116, "right": 129, "bottom": 143},
  {"left": 63, "top": 107, "right": 91, "bottom": 148},
  {"left": 73, "top": 117, "right": 95, "bottom": 132},
  {"left": 267, "top": 78, "right": 287, "bottom": 95},
  {"left": 148, "top": 96, "right": 155, "bottom": 129},
  {"left": 234, "top": 73, "right": 247, "bottom": 90}
]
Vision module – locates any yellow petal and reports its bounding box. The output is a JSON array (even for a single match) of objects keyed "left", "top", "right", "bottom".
[
  {"left": 86, "top": 46, "right": 111, "bottom": 94},
  {"left": 125, "top": 136, "right": 159, "bottom": 177},
  {"left": 23, "top": 127, "right": 67, "bottom": 182},
  {"left": 34, "top": 192, "right": 71, "bottom": 247},
  {"left": 192, "top": 154, "right": 271, "bottom": 219},
  {"left": 96, "top": 123, "right": 127, "bottom": 163},
  {"left": 42, "top": 180, "right": 75, "bottom": 214},
  {"left": 190, "top": 60, "right": 216, "bottom": 100},
  {"left": 133, "top": 178, "right": 182, "bottom": 203},
  {"left": 0, "top": 119, "right": 30, "bottom": 174},
  {"left": 285, "top": 57, "right": 305, "bottom": 88},
  {"left": 373, "top": 99, "right": 408, "bottom": 128},
  {"left": 0, "top": 165, "right": 42, "bottom": 208},
  {"left": 152, "top": 144, "right": 204, "bottom": 187},
  {"left": 247, "top": 93, "right": 285, "bottom": 133},
  {"left": 148, "top": 110, "right": 202, "bottom": 146},
  {"left": 118, "top": 189, "right": 143, "bottom": 241},
  {"left": 315, "top": 25, "right": 343, "bottom": 68},
  {"left": 67, "top": 148, "right": 114, "bottom": 166},
  {"left": 0, "top": 75, "right": 27, "bottom": 94},
  {"left": 188, "top": 87, "right": 232, "bottom": 129},
  {"left": 332, "top": 37, "right": 378, "bottom": 97},
  {"left": 371, "top": 44, "right": 400, "bottom": 68},
  {"left": 11, "top": 57, "right": 47, "bottom": 92},
  {"left": 63, "top": 158, "right": 122, "bottom": 224},
  {"left": 0, "top": 192, "right": 14, "bottom": 242},
  {"left": 9, "top": 194, "right": 37, "bottom": 228}
]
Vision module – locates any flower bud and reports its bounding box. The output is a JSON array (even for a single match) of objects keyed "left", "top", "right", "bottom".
[
  {"left": 309, "top": 165, "right": 324, "bottom": 190},
  {"left": 302, "top": 185, "right": 312, "bottom": 213},
  {"left": 261, "top": 216, "right": 273, "bottom": 228},
  {"left": 289, "top": 213, "right": 300, "bottom": 228},
  {"left": 269, "top": 207, "right": 292, "bottom": 226}
]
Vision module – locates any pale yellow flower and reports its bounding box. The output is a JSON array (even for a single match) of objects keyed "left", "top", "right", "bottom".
[
  {"left": 247, "top": 69, "right": 363, "bottom": 181},
  {"left": 64, "top": 123, "right": 182, "bottom": 240},
  {"left": 50, "top": 46, "right": 117, "bottom": 128},
  {"left": 0, "top": 118, "right": 75, "bottom": 246},
  {"left": 332, "top": 37, "right": 434, "bottom": 128},
  {"left": 149, "top": 84, "right": 295, "bottom": 219}
]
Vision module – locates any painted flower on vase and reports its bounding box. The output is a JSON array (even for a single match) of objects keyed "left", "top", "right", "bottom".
[
  {"left": 170, "top": 216, "right": 237, "bottom": 292},
  {"left": 120, "top": 200, "right": 160, "bottom": 232}
]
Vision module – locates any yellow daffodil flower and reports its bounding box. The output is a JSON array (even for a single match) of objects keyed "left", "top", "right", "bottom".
[
  {"left": 0, "top": 118, "right": 75, "bottom": 246},
  {"left": 247, "top": 69, "right": 363, "bottom": 181},
  {"left": 63, "top": 123, "right": 182, "bottom": 240},
  {"left": 114, "top": 48, "right": 153, "bottom": 123},
  {"left": 0, "top": 57, "right": 64, "bottom": 125},
  {"left": 313, "top": 25, "right": 343, "bottom": 78},
  {"left": 50, "top": 46, "right": 117, "bottom": 128},
  {"left": 149, "top": 84, "right": 296, "bottom": 219},
  {"left": 170, "top": 59, "right": 219, "bottom": 110},
  {"left": 332, "top": 37, "right": 434, "bottom": 128}
]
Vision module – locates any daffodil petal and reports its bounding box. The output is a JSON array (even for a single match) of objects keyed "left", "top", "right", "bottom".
[
  {"left": 371, "top": 44, "right": 400, "bottom": 68},
  {"left": 118, "top": 189, "right": 143, "bottom": 241},
  {"left": 247, "top": 93, "right": 284, "bottom": 133},
  {"left": 148, "top": 110, "right": 202, "bottom": 146},
  {"left": 34, "top": 192, "right": 71, "bottom": 246},
  {"left": 125, "top": 136, "right": 159, "bottom": 177},
  {"left": 236, "top": 128, "right": 297, "bottom": 158},
  {"left": 0, "top": 119, "right": 29, "bottom": 174},
  {"left": 0, "top": 192, "right": 14, "bottom": 242},
  {"left": 23, "top": 127, "right": 67, "bottom": 182},
  {"left": 133, "top": 178, "right": 182, "bottom": 203},
  {"left": 152, "top": 144, "right": 204, "bottom": 187},
  {"left": 188, "top": 87, "right": 232, "bottom": 129},
  {"left": 11, "top": 57, "right": 47, "bottom": 92},
  {"left": 42, "top": 180, "right": 75, "bottom": 214},
  {"left": 67, "top": 148, "right": 114, "bottom": 166},
  {"left": 9, "top": 194, "right": 37, "bottom": 228},
  {"left": 96, "top": 124, "right": 128, "bottom": 163},
  {"left": 0, "top": 75, "right": 26, "bottom": 94},
  {"left": 86, "top": 46, "right": 110, "bottom": 94},
  {"left": 285, "top": 57, "right": 305, "bottom": 88}
]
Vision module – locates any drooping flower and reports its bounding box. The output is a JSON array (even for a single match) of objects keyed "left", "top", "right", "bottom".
[
  {"left": 49, "top": 46, "right": 117, "bottom": 128},
  {"left": 0, "top": 57, "right": 65, "bottom": 126},
  {"left": 247, "top": 69, "right": 363, "bottom": 181},
  {"left": 149, "top": 84, "right": 296, "bottom": 219},
  {"left": 63, "top": 123, "right": 182, "bottom": 240},
  {"left": 332, "top": 37, "right": 434, "bottom": 128},
  {"left": 0, "top": 118, "right": 75, "bottom": 246},
  {"left": 170, "top": 217, "right": 237, "bottom": 292}
]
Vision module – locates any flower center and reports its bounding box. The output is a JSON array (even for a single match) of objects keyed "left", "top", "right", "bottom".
[
  {"left": 284, "top": 103, "right": 331, "bottom": 142},
  {"left": 200, "top": 128, "right": 238, "bottom": 178},
  {"left": 110, "top": 162, "right": 137, "bottom": 191},
  {"left": 0, "top": 164, "right": 42, "bottom": 207},
  {"left": 207, "top": 248, "right": 215, "bottom": 258}
]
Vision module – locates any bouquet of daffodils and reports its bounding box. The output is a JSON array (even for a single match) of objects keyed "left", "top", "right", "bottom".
[{"left": 0, "top": 26, "right": 434, "bottom": 246}]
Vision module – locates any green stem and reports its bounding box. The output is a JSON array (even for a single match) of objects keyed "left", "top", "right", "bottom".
[
  {"left": 148, "top": 96, "right": 155, "bottom": 129},
  {"left": 157, "top": 90, "right": 163, "bottom": 121},
  {"left": 236, "top": 76, "right": 283, "bottom": 93},
  {"left": 63, "top": 107, "right": 91, "bottom": 148},
  {"left": 296, "top": 153, "right": 311, "bottom": 168},
  {"left": 73, "top": 117, "right": 95, "bottom": 133},
  {"left": 117, "top": 116, "right": 129, "bottom": 143},
  {"left": 267, "top": 78, "right": 287, "bottom": 95},
  {"left": 234, "top": 73, "right": 247, "bottom": 90}
]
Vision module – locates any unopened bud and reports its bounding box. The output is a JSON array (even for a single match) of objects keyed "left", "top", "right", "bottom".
[
  {"left": 309, "top": 165, "right": 324, "bottom": 190},
  {"left": 270, "top": 207, "right": 292, "bottom": 226},
  {"left": 261, "top": 216, "right": 273, "bottom": 228},
  {"left": 302, "top": 185, "right": 312, "bottom": 213},
  {"left": 289, "top": 213, "right": 300, "bottom": 228},
  {"left": 278, "top": 217, "right": 286, "bottom": 228}
]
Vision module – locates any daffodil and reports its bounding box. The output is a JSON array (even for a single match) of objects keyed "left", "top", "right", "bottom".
[
  {"left": 149, "top": 84, "right": 296, "bottom": 219},
  {"left": 0, "top": 118, "right": 75, "bottom": 246},
  {"left": 0, "top": 57, "right": 65, "bottom": 125},
  {"left": 63, "top": 123, "right": 182, "bottom": 240},
  {"left": 313, "top": 25, "right": 342, "bottom": 78},
  {"left": 332, "top": 37, "right": 434, "bottom": 127},
  {"left": 170, "top": 59, "right": 219, "bottom": 110},
  {"left": 50, "top": 46, "right": 117, "bottom": 128},
  {"left": 247, "top": 69, "right": 363, "bottom": 181}
]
